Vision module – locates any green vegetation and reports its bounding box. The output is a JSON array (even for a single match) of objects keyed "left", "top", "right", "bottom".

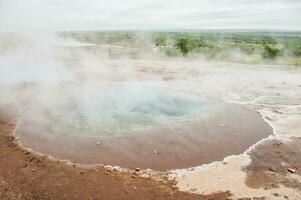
[
  {"left": 263, "top": 45, "right": 281, "bottom": 59},
  {"left": 60, "top": 30, "right": 301, "bottom": 66}
]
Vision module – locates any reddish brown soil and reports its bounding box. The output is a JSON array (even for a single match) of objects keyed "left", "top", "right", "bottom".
[
  {"left": 244, "top": 138, "right": 301, "bottom": 192},
  {"left": 0, "top": 115, "right": 232, "bottom": 200}
]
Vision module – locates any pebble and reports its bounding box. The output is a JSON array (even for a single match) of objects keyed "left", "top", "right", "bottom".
[
  {"left": 153, "top": 150, "right": 159, "bottom": 154},
  {"left": 141, "top": 174, "right": 150, "bottom": 178},
  {"left": 171, "top": 185, "right": 178, "bottom": 189},
  {"left": 269, "top": 167, "right": 276, "bottom": 172},
  {"left": 107, "top": 168, "right": 114, "bottom": 172},
  {"left": 96, "top": 141, "right": 101, "bottom": 145},
  {"left": 265, "top": 116, "right": 272, "bottom": 121},
  {"left": 287, "top": 168, "right": 296, "bottom": 174}
]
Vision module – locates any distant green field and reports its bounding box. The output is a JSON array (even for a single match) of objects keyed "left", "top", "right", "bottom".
[{"left": 62, "top": 30, "right": 301, "bottom": 66}]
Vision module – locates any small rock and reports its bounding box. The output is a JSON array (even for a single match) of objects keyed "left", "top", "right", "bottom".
[
  {"left": 171, "top": 185, "right": 178, "bottom": 190},
  {"left": 153, "top": 150, "right": 159, "bottom": 154},
  {"left": 29, "top": 157, "right": 35, "bottom": 162},
  {"left": 23, "top": 164, "right": 28, "bottom": 168},
  {"left": 141, "top": 173, "right": 150, "bottom": 178},
  {"left": 79, "top": 171, "right": 85, "bottom": 174},
  {"left": 96, "top": 141, "right": 101, "bottom": 145},
  {"left": 219, "top": 124, "right": 225, "bottom": 127},
  {"left": 287, "top": 168, "right": 296, "bottom": 174},
  {"left": 107, "top": 168, "right": 114, "bottom": 172},
  {"left": 269, "top": 167, "right": 276, "bottom": 172},
  {"left": 6, "top": 135, "right": 14, "bottom": 141},
  {"left": 30, "top": 168, "right": 35, "bottom": 172},
  {"left": 131, "top": 175, "right": 136, "bottom": 178},
  {"left": 273, "top": 142, "right": 283, "bottom": 147},
  {"left": 265, "top": 116, "right": 272, "bottom": 121},
  {"left": 273, "top": 110, "right": 283, "bottom": 114},
  {"left": 135, "top": 168, "right": 140, "bottom": 172}
]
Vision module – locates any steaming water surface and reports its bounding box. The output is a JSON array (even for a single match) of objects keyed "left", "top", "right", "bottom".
[
  {"left": 15, "top": 84, "right": 273, "bottom": 170},
  {"left": 20, "top": 85, "right": 212, "bottom": 137}
]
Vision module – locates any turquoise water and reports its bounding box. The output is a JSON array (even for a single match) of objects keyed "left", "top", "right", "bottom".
[{"left": 21, "top": 85, "right": 213, "bottom": 137}]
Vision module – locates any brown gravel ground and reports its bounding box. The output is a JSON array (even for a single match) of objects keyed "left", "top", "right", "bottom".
[{"left": 244, "top": 138, "right": 301, "bottom": 192}]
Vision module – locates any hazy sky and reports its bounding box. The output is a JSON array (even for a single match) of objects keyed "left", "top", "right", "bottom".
[{"left": 0, "top": 0, "right": 300, "bottom": 32}]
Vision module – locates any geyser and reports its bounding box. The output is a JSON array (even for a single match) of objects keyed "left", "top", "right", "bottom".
[
  {"left": 15, "top": 84, "right": 273, "bottom": 170},
  {"left": 19, "top": 84, "right": 211, "bottom": 137}
]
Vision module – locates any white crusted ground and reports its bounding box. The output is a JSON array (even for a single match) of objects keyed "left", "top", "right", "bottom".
[{"left": 154, "top": 61, "right": 301, "bottom": 200}]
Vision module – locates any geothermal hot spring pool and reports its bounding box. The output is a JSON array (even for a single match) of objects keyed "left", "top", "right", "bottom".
[{"left": 16, "top": 84, "right": 272, "bottom": 170}]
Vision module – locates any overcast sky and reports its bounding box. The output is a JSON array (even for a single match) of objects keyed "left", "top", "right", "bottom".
[{"left": 0, "top": 0, "right": 300, "bottom": 32}]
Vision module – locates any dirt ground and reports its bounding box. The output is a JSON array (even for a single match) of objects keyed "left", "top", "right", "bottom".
[{"left": 244, "top": 138, "right": 301, "bottom": 192}]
